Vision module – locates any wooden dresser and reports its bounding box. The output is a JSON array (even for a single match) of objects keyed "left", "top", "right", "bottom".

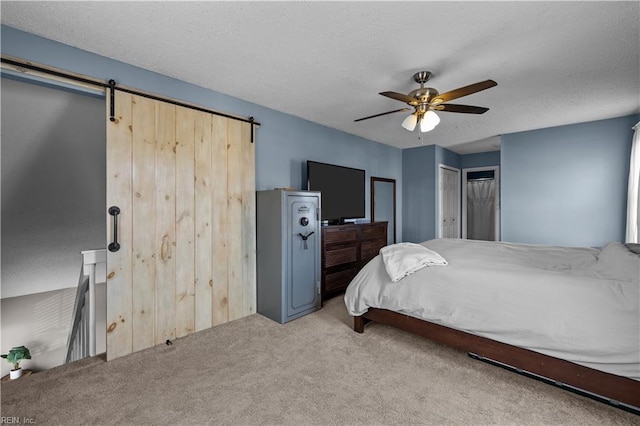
[{"left": 321, "top": 222, "right": 388, "bottom": 302}]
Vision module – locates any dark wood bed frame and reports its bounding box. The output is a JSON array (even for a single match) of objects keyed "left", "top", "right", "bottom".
[{"left": 354, "top": 308, "right": 640, "bottom": 413}]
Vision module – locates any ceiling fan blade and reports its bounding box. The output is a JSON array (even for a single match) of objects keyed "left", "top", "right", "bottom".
[
  {"left": 431, "top": 80, "right": 497, "bottom": 104},
  {"left": 380, "top": 91, "right": 420, "bottom": 106},
  {"left": 434, "top": 104, "right": 489, "bottom": 114},
  {"left": 354, "top": 107, "right": 411, "bottom": 122}
]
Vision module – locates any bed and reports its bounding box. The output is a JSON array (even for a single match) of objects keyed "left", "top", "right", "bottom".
[{"left": 344, "top": 238, "right": 640, "bottom": 411}]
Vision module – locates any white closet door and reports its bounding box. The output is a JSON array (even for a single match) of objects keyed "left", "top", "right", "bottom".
[{"left": 439, "top": 166, "right": 460, "bottom": 238}]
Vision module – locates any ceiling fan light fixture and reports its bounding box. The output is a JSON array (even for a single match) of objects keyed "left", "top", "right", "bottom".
[
  {"left": 401, "top": 113, "right": 418, "bottom": 131},
  {"left": 354, "top": 71, "right": 496, "bottom": 136},
  {"left": 420, "top": 110, "right": 440, "bottom": 132}
]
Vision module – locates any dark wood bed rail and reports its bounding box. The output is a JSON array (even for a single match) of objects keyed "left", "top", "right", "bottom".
[{"left": 355, "top": 308, "right": 640, "bottom": 412}]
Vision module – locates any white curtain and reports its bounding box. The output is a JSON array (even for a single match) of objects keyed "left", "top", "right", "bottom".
[
  {"left": 467, "top": 179, "right": 495, "bottom": 241},
  {"left": 626, "top": 122, "right": 640, "bottom": 243}
]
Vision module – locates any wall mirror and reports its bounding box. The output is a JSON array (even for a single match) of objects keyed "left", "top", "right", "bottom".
[{"left": 371, "top": 177, "right": 396, "bottom": 245}]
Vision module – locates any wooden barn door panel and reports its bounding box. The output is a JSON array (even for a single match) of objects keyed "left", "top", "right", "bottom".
[
  {"left": 210, "top": 115, "right": 229, "bottom": 327},
  {"left": 174, "top": 106, "right": 196, "bottom": 339},
  {"left": 106, "top": 93, "right": 255, "bottom": 360},
  {"left": 154, "top": 101, "right": 177, "bottom": 345},
  {"left": 226, "top": 120, "right": 244, "bottom": 321},
  {"left": 240, "top": 122, "right": 257, "bottom": 318},
  {"left": 131, "top": 95, "right": 157, "bottom": 352},
  {"left": 106, "top": 91, "right": 134, "bottom": 361},
  {"left": 194, "top": 110, "right": 214, "bottom": 332}
]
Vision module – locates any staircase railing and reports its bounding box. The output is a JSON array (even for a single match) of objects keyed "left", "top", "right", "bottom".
[{"left": 65, "top": 249, "right": 106, "bottom": 363}]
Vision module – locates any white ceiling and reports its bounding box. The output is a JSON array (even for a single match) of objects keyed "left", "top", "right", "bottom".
[{"left": 2, "top": 1, "right": 639, "bottom": 154}]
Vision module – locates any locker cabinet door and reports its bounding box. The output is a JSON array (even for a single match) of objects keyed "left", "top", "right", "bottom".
[{"left": 287, "top": 195, "right": 320, "bottom": 318}]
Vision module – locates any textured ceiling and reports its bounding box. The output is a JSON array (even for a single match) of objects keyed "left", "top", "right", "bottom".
[{"left": 2, "top": 1, "right": 639, "bottom": 154}]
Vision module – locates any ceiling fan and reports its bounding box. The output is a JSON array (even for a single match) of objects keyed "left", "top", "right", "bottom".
[{"left": 355, "top": 71, "right": 497, "bottom": 132}]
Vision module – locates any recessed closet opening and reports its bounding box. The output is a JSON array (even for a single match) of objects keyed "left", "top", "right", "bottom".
[{"left": 462, "top": 166, "right": 500, "bottom": 241}]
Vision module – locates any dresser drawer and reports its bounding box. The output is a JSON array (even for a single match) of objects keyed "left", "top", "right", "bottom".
[
  {"left": 361, "top": 238, "right": 385, "bottom": 262},
  {"left": 324, "top": 246, "right": 358, "bottom": 268},
  {"left": 323, "top": 228, "right": 358, "bottom": 244},
  {"left": 361, "top": 223, "right": 387, "bottom": 240},
  {"left": 324, "top": 267, "right": 359, "bottom": 293}
]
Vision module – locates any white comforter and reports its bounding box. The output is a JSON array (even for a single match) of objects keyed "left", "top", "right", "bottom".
[{"left": 344, "top": 239, "right": 640, "bottom": 380}]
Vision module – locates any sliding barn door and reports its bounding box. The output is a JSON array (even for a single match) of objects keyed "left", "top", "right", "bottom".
[{"left": 106, "top": 91, "right": 256, "bottom": 360}]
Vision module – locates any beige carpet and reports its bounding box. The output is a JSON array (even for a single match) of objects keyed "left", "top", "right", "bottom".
[{"left": 1, "top": 296, "right": 637, "bottom": 425}]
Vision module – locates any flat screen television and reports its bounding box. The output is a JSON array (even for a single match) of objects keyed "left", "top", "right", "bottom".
[{"left": 307, "top": 161, "right": 365, "bottom": 224}]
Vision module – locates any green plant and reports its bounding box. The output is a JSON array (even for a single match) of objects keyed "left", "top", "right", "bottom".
[{"left": 1, "top": 346, "right": 31, "bottom": 371}]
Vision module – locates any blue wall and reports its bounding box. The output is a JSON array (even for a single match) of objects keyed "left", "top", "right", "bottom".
[
  {"left": 402, "top": 145, "right": 436, "bottom": 242},
  {"left": 461, "top": 151, "right": 500, "bottom": 169},
  {"left": 501, "top": 115, "right": 637, "bottom": 247},
  {"left": 1, "top": 25, "right": 402, "bottom": 231},
  {"left": 436, "top": 145, "right": 461, "bottom": 169}
]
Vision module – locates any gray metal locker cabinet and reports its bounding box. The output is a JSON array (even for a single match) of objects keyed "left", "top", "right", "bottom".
[{"left": 257, "top": 190, "right": 321, "bottom": 323}]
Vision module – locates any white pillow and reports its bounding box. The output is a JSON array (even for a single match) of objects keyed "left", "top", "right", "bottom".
[
  {"left": 590, "top": 242, "right": 640, "bottom": 282},
  {"left": 380, "top": 242, "right": 448, "bottom": 282}
]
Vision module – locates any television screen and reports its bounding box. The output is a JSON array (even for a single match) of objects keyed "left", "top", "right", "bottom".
[{"left": 307, "top": 161, "right": 365, "bottom": 223}]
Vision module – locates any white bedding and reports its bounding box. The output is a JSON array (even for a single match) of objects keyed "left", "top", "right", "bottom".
[
  {"left": 344, "top": 239, "right": 640, "bottom": 380},
  {"left": 380, "top": 242, "right": 447, "bottom": 282}
]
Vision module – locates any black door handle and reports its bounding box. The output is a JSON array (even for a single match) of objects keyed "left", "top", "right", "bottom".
[
  {"left": 108, "top": 206, "right": 121, "bottom": 252},
  {"left": 297, "top": 231, "right": 315, "bottom": 250}
]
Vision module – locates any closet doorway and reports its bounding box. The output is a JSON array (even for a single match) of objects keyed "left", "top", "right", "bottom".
[{"left": 462, "top": 166, "right": 500, "bottom": 241}]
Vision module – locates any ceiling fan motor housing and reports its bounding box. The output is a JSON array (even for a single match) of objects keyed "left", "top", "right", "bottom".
[
  {"left": 409, "top": 71, "right": 438, "bottom": 104},
  {"left": 409, "top": 87, "right": 440, "bottom": 104}
]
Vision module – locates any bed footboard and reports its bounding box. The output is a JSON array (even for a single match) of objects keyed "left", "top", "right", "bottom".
[{"left": 354, "top": 308, "right": 640, "bottom": 412}]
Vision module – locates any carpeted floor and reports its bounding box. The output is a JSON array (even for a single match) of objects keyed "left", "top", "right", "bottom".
[{"left": 1, "top": 296, "right": 637, "bottom": 425}]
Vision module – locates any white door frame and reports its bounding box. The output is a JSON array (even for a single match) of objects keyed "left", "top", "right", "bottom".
[
  {"left": 437, "top": 164, "right": 461, "bottom": 238},
  {"left": 462, "top": 166, "right": 500, "bottom": 241}
]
